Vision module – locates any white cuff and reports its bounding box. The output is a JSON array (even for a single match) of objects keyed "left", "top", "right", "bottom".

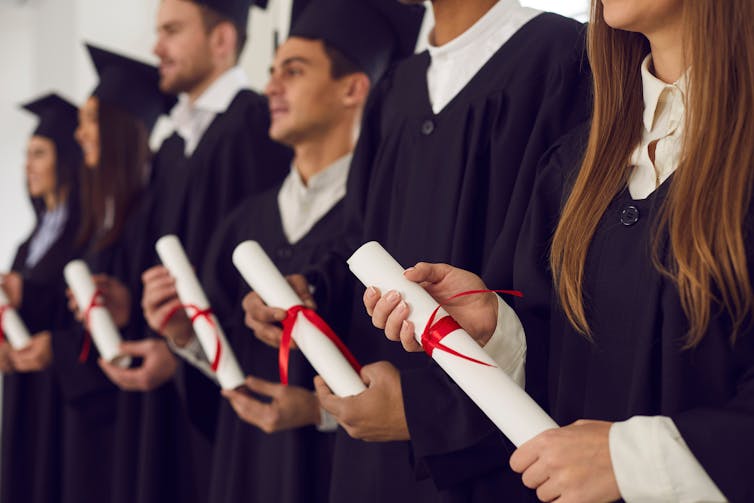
[
  {"left": 316, "top": 407, "right": 338, "bottom": 432},
  {"left": 610, "top": 416, "right": 727, "bottom": 502},
  {"left": 481, "top": 295, "right": 526, "bottom": 387},
  {"left": 167, "top": 336, "right": 219, "bottom": 385}
]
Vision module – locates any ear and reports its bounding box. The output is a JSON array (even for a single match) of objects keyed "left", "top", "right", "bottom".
[
  {"left": 341, "top": 73, "right": 371, "bottom": 109},
  {"left": 208, "top": 21, "right": 239, "bottom": 65}
]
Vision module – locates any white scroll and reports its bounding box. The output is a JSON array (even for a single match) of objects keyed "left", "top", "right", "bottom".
[
  {"left": 155, "top": 235, "right": 245, "bottom": 390},
  {"left": 348, "top": 241, "right": 557, "bottom": 447},
  {"left": 232, "top": 240, "right": 365, "bottom": 397},
  {"left": 63, "top": 260, "right": 130, "bottom": 367},
  {"left": 0, "top": 287, "right": 32, "bottom": 349}
]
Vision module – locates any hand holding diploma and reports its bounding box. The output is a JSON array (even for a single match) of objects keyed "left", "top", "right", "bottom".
[
  {"left": 349, "top": 242, "right": 557, "bottom": 447},
  {"left": 64, "top": 260, "right": 131, "bottom": 367},
  {"left": 241, "top": 273, "right": 316, "bottom": 349},
  {"left": 0, "top": 280, "right": 32, "bottom": 349},
  {"left": 156, "top": 235, "right": 245, "bottom": 390},
  {"left": 222, "top": 375, "right": 322, "bottom": 433},
  {"left": 232, "top": 241, "right": 365, "bottom": 397}
]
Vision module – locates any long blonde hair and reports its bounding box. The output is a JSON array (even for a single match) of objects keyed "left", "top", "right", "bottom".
[{"left": 550, "top": 0, "right": 754, "bottom": 346}]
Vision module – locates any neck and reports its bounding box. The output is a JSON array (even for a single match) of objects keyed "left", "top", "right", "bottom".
[
  {"left": 431, "top": 0, "right": 499, "bottom": 46},
  {"left": 293, "top": 122, "right": 355, "bottom": 185},
  {"left": 646, "top": 22, "right": 687, "bottom": 84},
  {"left": 43, "top": 192, "right": 60, "bottom": 212},
  {"left": 187, "top": 63, "right": 232, "bottom": 104}
]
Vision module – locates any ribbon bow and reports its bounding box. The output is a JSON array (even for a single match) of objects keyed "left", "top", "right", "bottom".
[
  {"left": 279, "top": 305, "right": 361, "bottom": 385},
  {"left": 79, "top": 290, "right": 105, "bottom": 362},
  {"left": 160, "top": 303, "right": 223, "bottom": 372},
  {"left": 420, "top": 289, "right": 523, "bottom": 366}
]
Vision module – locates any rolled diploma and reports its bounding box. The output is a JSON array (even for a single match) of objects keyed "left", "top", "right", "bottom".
[
  {"left": 155, "top": 235, "right": 245, "bottom": 390},
  {"left": 63, "top": 260, "right": 130, "bottom": 368},
  {"left": 0, "top": 287, "right": 32, "bottom": 349},
  {"left": 347, "top": 241, "right": 557, "bottom": 447},
  {"left": 232, "top": 241, "right": 366, "bottom": 397}
]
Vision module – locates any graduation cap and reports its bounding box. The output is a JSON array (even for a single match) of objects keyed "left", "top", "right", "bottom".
[
  {"left": 289, "top": 0, "right": 425, "bottom": 83},
  {"left": 86, "top": 43, "right": 176, "bottom": 133},
  {"left": 192, "top": 0, "right": 267, "bottom": 35},
  {"left": 21, "top": 93, "right": 79, "bottom": 155}
]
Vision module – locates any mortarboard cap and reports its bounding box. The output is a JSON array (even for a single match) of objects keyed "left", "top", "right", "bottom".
[
  {"left": 86, "top": 43, "right": 176, "bottom": 133},
  {"left": 21, "top": 93, "right": 80, "bottom": 156},
  {"left": 289, "top": 0, "right": 424, "bottom": 83},
  {"left": 191, "top": 0, "right": 265, "bottom": 35}
]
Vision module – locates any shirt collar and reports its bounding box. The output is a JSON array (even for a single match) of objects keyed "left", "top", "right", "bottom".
[
  {"left": 170, "top": 66, "right": 249, "bottom": 122},
  {"left": 289, "top": 153, "right": 352, "bottom": 193},
  {"left": 640, "top": 54, "right": 689, "bottom": 132},
  {"left": 426, "top": 0, "right": 527, "bottom": 59}
]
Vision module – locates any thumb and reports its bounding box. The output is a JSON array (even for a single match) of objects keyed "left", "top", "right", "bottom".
[
  {"left": 404, "top": 262, "right": 453, "bottom": 286},
  {"left": 118, "top": 339, "right": 154, "bottom": 357},
  {"left": 244, "top": 375, "right": 280, "bottom": 398}
]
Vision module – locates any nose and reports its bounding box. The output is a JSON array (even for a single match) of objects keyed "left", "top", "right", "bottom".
[{"left": 264, "top": 73, "right": 282, "bottom": 98}]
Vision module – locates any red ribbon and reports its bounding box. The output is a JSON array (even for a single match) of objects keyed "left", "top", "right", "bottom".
[
  {"left": 79, "top": 289, "right": 105, "bottom": 363},
  {"left": 420, "top": 289, "right": 523, "bottom": 367},
  {"left": 279, "top": 305, "right": 362, "bottom": 386},
  {"left": 159, "top": 303, "right": 222, "bottom": 372},
  {"left": 0, "top": 305, "right": 7, "bottom": 344}
]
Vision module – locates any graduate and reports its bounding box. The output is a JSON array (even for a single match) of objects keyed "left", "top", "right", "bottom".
[
  {"left": 121, "top": 0, "right": 291, "bottom": 398},
  {"left": 54, "top": 44, "right": 174, "bottom": 503},
  {"left": 141, "top": 1, "right": 423, "bottom": 501},
  {"left": 244, "top": 0, "right": 591, "bottom": 500},
  {"left": 366, "top": 0, "right": 754, "bottom": 501},
  {"left": 0, "top": 93, "right": 81, "bottom": 503},
  {"left": 100, "top": 1, "right": 291, "bottom": 500}
]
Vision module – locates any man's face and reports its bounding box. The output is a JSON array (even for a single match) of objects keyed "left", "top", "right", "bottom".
[
  {"left": 265, "top": 37, "right": 352, "bottom": 146},
  {"left": 153, "top": 0, "right": 214, "bottom": 95}
]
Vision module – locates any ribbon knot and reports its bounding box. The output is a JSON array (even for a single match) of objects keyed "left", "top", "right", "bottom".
[
  {"left": 279, "top": 305, "right": 361, "bottom": 385},
  {"left": 160, "top": 303, "right": 223, "bottom": 372},
  {"left": 79, "top": 290, "right": 105, "bottom": 363},
  {"left": 419, "top": 289, "right": 523, "bottom": 367}
]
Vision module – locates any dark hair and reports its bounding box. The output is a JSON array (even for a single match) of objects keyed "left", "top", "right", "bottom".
[
  {"left": 323, "top": 42, "right": 363, "bottom": 80},
  {"left": 197, "top": 4, "right": 247, "bottom": 62},
  {"left": 77, "top": 100, "right": 149, "bottom": 251}
]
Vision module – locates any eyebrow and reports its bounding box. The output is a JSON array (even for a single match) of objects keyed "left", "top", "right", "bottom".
[{"left": 269, "top": 56, "right": 313, "bottom": 75}]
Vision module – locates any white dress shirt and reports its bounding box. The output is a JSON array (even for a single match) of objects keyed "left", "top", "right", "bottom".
[
  {"left": 25, "top": 203, "right": 68, "bottom": 268},
  {"left": 628, "top": 55, "right": 688, "bottom": 200},
  {"left": 277, "top": 154, "right": 351, "bottom": 245},
  {"left": 425, "top": 0, "right": 540, "bottom": 114},
  {"left": 169, "top": 66, "right": 250, "bottom": 157}
]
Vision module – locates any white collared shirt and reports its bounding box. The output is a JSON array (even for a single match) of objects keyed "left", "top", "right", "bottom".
[
  {"left": 277, "top": 154, "right": 352, "bottom": 245},
  {"left": 628, "top": 55, "right": 688, "bottom": 199},
  {"left": 169, "top": 66, "right": 250, "bottom": 157},
  {"left": 25, "top": 203, "right": 68, "bottom": 268},
  {"left": 425, "top": 0, "right": 540, "bottom": 114}
]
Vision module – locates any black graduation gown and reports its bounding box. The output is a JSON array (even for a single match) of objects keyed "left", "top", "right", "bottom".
[
  {"left": 121, "top": 89, "right": 291, "bottom": 501},
  {"left": 510, "top": 130, "right": 754, "bottom": 502},
  {"left": 308, "top": 13, "right": 591, "bottom": 502},
  {"left": 52, "top": 234, "right": 129, "bottom": 503},
  {"left": 108, "top": 191, "right": 201, "bottom": 503},
  {"left": 0, "top": 207, "right": 78, "bottom": 503},
  {"left": 199, "top": 186, "right": 346, "bottom": 503}
]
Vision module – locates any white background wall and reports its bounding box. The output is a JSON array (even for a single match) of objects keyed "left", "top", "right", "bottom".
[{"left": 0, "top": 0, "right": 588, "bottom": 270}]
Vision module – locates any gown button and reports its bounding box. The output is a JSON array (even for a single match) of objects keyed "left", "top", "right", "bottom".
[
  {"left": 276, "top": 246, "right": 293, "bottom": 260},
  {"left": 620, "top": 205, "right": 640, "bottom": 226},
  {"left": 421, "top": 119, "right": 435, "bottom": 135}
]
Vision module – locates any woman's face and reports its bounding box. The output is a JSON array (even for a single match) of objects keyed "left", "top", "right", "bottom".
[
  {"left": 75, "top": 96, "right": 100, "bottom": 168},
  {"left": 25, "top": 135, "right": 57, "bottom": 200},
  {"left": 601, "top": 0, "right": 683, "bottom": 35}
]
